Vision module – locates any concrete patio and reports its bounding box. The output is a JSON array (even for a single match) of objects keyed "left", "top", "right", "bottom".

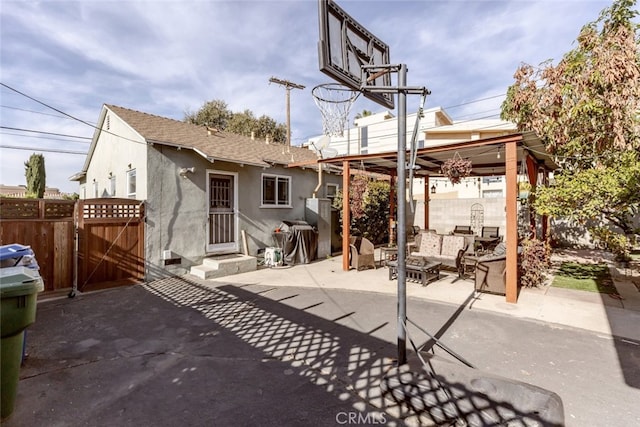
[{"left": 4, "top": 250, "right": 640, "bottom": 426}]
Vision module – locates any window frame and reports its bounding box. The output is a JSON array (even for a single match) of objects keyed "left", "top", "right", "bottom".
[
  {"left": 109, "top": 175, "right": 116, "bottom": 197},
  {"left": 326, "top": 183, "right": 339, "bottom": 199},
  {"left": 126, "top": 169, "right": 136, "bottom": 199},
  {"left": 260, "top": 173, "right": 291, "bottom": 208}
]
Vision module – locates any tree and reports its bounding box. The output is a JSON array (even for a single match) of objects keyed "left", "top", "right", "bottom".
[
  {"left": 185, "top": 100, "right": 287, "bottom": 143},
  {"left": 24, "top": 153, "right": 46, "bottom": 198},
  {"left": 254, "top": 115, "right": 286, "bottom": 143},
  {"left": 226, "top": 109, "right": 256, "bottom": 137},
  {"left": 501, "top": 0, "right": 640, "bottom": 255},
  {"left": 332, "top": 176, "right": 391, "bottom": 245},
  {"left": 184, "top": 99, "right": 232, "bottom": 130}
]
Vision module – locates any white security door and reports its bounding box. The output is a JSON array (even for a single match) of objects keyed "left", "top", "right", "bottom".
[{"left": 206, "top": 172, "right": 238, "bottom": 253}]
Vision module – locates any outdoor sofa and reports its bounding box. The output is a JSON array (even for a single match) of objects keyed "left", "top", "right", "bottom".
[{"left": 410, "top": 231, "right": 470, "bottom": 275}]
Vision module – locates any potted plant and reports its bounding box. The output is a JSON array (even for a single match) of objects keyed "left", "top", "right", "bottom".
[
  {"left": 518, "top": 181, "right": 532, "bottom": 200},
  {"left": 519, "top": 237, "right": 551, "bottom": 288},
  {"left": 441, "top": 152, "right": 472, "bottom": 185}
]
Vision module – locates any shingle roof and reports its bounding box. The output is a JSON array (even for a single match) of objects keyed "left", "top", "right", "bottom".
[{"left": 105, "top": 105, "right": 319, "bottom": 167}]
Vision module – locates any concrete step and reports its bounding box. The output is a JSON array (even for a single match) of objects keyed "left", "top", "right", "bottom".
[{"left": 190, "top": 254, "right": 257, "bottom": 280}]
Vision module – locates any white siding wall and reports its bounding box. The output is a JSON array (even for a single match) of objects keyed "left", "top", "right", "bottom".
[{"left": 83, "top": 110, "right": 148, "bottom": 200}]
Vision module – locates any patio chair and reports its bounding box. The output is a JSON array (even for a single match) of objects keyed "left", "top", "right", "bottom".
[
  {"left": 475, "top": 242, "right": 507, "bottom": 295},
  {"left": 481, "top": 226, "right": 500, "bottom": 238},
  {"left": 349, "top": 236, "right": 376, "bottom": 271},
  {"left": 453, "top": 225, "right": 474, "bottom": 235},
  {"left": 475, "top": 226, "right": 502, "bottom": 254}
]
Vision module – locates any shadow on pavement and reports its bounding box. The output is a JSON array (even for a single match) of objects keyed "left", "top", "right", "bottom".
[{"left": 8, "top": 276, "right": 563, "bottom": 426}]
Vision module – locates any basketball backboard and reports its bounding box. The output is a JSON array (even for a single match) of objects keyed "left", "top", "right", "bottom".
[{"left": 318, "top": 0, "right": 394, "bottom": 109}]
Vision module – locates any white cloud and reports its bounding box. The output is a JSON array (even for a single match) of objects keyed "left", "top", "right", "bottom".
[{"left": 0, "top": 0, "right": 614, "bottom": 192}]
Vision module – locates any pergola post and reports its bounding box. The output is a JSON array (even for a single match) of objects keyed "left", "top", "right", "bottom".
[
  {"left": 505, "top": 141, "right": 518, "bottom": 303},
  {"left": 342, "top": 160, "right": 351, "bottom": 271},
  {"left": 526, "top": 155, "right": 538, "bottom": 236},
  {"left": 389, "top": 171, "right": 396, "bottom": 245},
  {"left": 424, "top": 176, "right": 430, "bottom": 230},
  {"left": 541, "top": 169, "right": 550, "bottom": 240}
]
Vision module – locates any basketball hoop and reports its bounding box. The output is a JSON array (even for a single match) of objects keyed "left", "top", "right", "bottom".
[{"left": 312, "top": 83, "right": 360, "bottom": 137}]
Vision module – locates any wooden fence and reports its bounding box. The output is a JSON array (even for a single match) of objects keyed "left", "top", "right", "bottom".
[
  {"left": 77, "top": 199, "right": 145, "bottom": 291},
  {"left": 0, "top": 198, "right": 145, "bottom": 293},
  {"left": 0, "top": 198, "right": 75, "bottom": 291}
]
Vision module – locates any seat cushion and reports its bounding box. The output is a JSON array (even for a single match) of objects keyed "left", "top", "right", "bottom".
[
  {"left": 417, "top": 232, "right": 442, "bottom": 257},
  {"left": 441, "top": 235, "right": 466, "bottom": 257}
]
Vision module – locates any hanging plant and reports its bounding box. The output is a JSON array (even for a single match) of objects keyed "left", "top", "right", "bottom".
[
  {"left": 518, "top": 181, "right": 532, "bottom": 201},
  {"left": 349, "top": 174, "right": 368, "bottom": 220},
  {"left": 441, "top": 152, "right": 472, "bottom": 184}
]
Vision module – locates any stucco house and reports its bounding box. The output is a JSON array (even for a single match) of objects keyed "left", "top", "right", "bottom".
[{"left": 71, "top": 104, "right": 341, "bottom": 279}]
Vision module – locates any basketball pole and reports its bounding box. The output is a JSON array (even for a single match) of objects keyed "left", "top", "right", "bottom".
[
  {"left": 396, "top": 64, "right": 407, "bottom": 366},
  {"left": 361, "top": 63, "right": 429, "bottom": 366}
]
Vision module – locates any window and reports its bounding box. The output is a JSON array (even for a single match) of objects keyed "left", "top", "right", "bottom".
[
  {"left": 483, "top": 189, "right": 503, "bottom": 198},
  {"left": 326, "top": 183, "right": 339, "bottom": 199},
  {"left": 92, "top": 180, "right": 98, "bottom": 198},
  {"left": 127, "top": 169, "right": 136, "bottom": 198},
  {"left": 261, "top": 174, "right": 290, "bottom": 207},
  {"left": 109, "top": 175, "right": 116, "bottom": 197},
  {"left": 360, "top": 126, "right": 368, "bottom": 154}
]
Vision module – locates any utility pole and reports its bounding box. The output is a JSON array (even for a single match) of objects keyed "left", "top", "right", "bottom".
[{"left": 269, "top": 77, "right": 305, "bottom": 147}]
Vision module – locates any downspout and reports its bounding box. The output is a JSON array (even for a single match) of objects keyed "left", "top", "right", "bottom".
[{"left": 312, "top": 160, "right": 323, "bottom": 198}]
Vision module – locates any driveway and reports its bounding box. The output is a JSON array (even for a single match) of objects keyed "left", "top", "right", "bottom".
[{"left": 5, "top": 273, "right": 640, "bottom": 426}]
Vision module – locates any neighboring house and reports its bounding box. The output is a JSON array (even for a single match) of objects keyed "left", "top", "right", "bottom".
[
  {"left": 0, "top": 185, "right": 70, "bottom": 199},
  {"left": 308, "top": 107, "right": 516, "bottom": 199},
  {"left": 70, "top": 104, "right": 341, "bottom": 278}
]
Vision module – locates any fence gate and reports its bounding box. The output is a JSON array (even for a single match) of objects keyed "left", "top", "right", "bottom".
[{"left": 76, "top": 199, "right": 145, "bottom": 292}]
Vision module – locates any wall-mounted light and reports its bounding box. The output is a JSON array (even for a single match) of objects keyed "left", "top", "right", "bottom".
[
  {"left": 497, "top": 146, "right": 502, "bottom": 159},
  {"left": 430, "top": 184, "right": 436, "bottom": 194},
  {"left": 179, "top": 167, "right": 195, "bottom": 178}
]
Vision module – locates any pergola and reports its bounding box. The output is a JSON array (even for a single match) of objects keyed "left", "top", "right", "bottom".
[{"left": 318, "top": 131, "right": 559, "bottom": 303}]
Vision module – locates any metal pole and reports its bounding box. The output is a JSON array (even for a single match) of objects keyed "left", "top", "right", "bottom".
[
  {"left": 268, "top": 77, "right": 305, "bottom": 147},
  {"left": 286, "top": 87, "right": 291, "bottom": 147},
  {"left": 397, "top": 64, "right": 407, "bottom": 365}
]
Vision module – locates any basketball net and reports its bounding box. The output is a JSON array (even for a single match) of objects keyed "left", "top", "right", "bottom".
[{"left": 312, "top": 83, "right": 360, "bottom": 137}]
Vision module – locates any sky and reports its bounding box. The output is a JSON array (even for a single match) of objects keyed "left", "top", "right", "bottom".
[{"left": 0, "top": 0, "right": 616, "bottom": 194}]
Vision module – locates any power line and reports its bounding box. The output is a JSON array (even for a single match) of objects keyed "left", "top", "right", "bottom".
[
  {"left": 0, "top": 145, "right": 87, "bottom": 155},
  {"left": 0, "top": 126, "right": 91, "bottom": 140},
  {"left": 0, "top": 83, "right": 97, "bottom": 129},
  {"left": 444, "top": 93, "right": 507, "bottom": 110},
  {"left": 0, "top": 82, "right": 146, "bottom": 146},
  {"left": 0, "top": 104, "right": 73, "bottom": 120},
  {"left": 0, "top": 131, "right": 91, "bottom": 144}
]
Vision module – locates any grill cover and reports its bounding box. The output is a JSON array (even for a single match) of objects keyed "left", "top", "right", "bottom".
[{"left": 273, "top": 221, "right": 318, "bottom": 265}]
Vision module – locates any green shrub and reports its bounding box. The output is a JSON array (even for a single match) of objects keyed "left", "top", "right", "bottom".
[{"left": 332, "top": 177, "right": 390, "bottom": 245}]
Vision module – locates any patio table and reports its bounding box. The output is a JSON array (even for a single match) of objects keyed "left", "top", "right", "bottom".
[
  {"left": 474, "top": 237, "right": 500, "bottom": 255},
  {"left": 388, "top": 257, "right": 441, "bottom": 286},
  {"left": 379, "top": 246, "right": 398, "bottom": 268}
]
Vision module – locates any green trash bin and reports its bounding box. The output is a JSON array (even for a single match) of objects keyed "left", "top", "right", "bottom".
[{"left": 1, "top": 267, "right": 39, "bottom": 419}]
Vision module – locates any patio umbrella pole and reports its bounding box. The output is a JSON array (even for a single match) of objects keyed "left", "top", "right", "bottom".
[{"left": 396, "top": 64, "right": 408, "bottom": 366}]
